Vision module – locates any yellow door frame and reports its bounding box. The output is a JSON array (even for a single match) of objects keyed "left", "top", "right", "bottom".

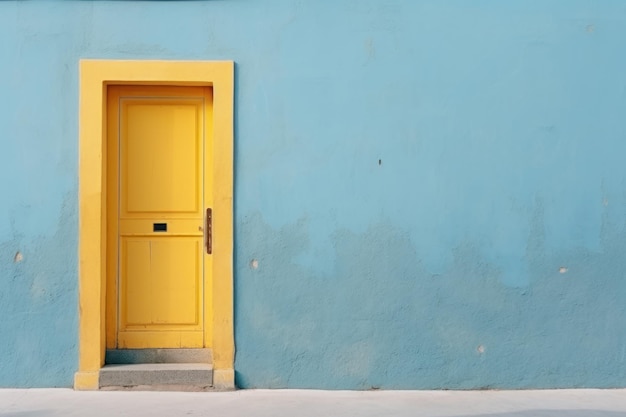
[{"left": 75, "top": 60, "right": 234, "bottom": 390}]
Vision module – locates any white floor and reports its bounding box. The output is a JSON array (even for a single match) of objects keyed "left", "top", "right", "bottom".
[{"left": 2, "top": 388, "right": 626, "bottom": 417}]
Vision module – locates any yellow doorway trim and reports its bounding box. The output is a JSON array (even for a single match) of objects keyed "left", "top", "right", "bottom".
[{"left": 75, "top": 60, "right": 234, "bottom": 390}]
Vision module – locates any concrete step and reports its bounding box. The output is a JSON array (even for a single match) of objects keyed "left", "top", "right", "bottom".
[
  {"left": 99, "top": 363, "right": 213, "bottom": 391},
  {"left": 105, "top": 349, "right": 212, "bottom": 364}
]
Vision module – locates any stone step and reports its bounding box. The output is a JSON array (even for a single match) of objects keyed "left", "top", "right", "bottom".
[
  {"left": 105, "top": 349, "right": 212, "bottom": 364},
  {"left": 99, "top": 363, "right": 213, "bottom": 391}
]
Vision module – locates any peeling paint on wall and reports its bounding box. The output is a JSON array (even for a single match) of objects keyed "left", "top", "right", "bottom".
[
  {"left": 0, "top": 193, "right": 77, "bottom": 387},
  {"left": 236, "top": 211, "right": 626, "bottom": 389}
]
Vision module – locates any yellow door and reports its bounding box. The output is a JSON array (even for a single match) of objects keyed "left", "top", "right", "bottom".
[{"left": 106, "top": 86, "right": 213, "bottom": 349}]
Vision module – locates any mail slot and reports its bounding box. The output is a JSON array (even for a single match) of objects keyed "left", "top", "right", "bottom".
[{"left": 153, "top": 223, "right": 167, "bottom": 232}]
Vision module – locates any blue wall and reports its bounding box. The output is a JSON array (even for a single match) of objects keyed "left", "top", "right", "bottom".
[{"left": 1, "top": 0, "right": 626, "bottom": 388}]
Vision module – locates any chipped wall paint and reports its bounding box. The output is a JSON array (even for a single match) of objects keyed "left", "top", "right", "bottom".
[{"left": 1, "top": 0, "right": 626, "bottom": 388}]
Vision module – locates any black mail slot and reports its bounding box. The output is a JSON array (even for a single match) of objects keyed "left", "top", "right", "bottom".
[{"left": 153, "top": 223, "right": 167, "bottom": 232}]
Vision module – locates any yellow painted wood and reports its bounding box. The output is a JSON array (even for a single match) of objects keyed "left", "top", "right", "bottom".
[
  {"left": 202, "top": 87, "right": 215, "bottom": 348},
  {"left": 106, "top": 86, "right": 120, "bottom": 351},
  {"left": 120, "top": 238, "right": 202, "bottom": 328},
  {"left": 109, "top": 86, "right": 206, "bottom": 349},
  {"left": 117, "top": 331, "right": 203, "bottom": 349},
  {"left": 77, "top": 60, "right": 234, "bottom": 390},
  {"left": 120, "top": 98, "right": 203, "bottom": 217},
  {"left": 118, "top": 219, "right": 204, "bottom": 236}
]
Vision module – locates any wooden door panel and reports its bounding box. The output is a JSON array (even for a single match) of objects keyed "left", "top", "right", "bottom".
[
  {"left": 121, "top": 100, "right": 202, "bottom": 217},
  {"left": 119, "top": 237, "right": 202, "bottom": 329}
]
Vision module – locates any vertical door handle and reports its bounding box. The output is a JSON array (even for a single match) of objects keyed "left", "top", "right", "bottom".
[{"left": 206, "top": 208, "right": 212, "bottom": 254}]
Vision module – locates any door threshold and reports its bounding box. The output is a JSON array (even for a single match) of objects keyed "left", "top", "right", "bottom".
[{"left": 105, "top": 348, "right": 212, "bottom": 365}]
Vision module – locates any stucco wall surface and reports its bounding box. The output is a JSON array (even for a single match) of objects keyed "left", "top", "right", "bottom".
[{"left": 1, "top": 0, "right": 626, "bottom": 388}]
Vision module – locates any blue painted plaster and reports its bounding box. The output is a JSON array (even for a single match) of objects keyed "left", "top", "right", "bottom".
[{"left": 2, "top": 0, "right": 626, "bottom": 388}]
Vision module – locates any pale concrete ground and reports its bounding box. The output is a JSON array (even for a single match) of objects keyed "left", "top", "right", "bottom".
[{"left": 2, "top": 388, "right": 626, "bottom": 417}]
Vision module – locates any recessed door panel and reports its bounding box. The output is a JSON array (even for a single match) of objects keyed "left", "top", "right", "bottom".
[
  {"left": 120, "top": 237, "right": 202, "bottom": 327},
  {"left": 122, "top": 102, "right": 201, "bottom": 215}
]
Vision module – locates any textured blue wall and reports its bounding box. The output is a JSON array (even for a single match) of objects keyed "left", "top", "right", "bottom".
[{"left": 1, "top": 0, "right": 626, "bottom": 388}]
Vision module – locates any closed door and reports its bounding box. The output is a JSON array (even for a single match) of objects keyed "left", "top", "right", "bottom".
[{"left": 106, "top": 85, "right": 213, "bottom": 349}]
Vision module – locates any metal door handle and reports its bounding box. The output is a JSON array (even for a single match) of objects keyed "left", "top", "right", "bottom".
[{"left": 206, "top": 208, "right": 212, "bottom": 254}]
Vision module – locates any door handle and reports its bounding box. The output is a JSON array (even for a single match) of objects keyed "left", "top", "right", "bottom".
[{"left": 206, "top": 208, "right": 212, "bottom": 254}]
